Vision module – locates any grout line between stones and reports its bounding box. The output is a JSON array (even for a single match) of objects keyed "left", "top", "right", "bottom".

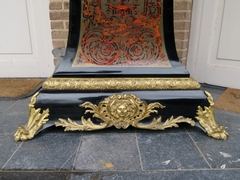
[
  {"left": 1, "top": 142, "right": 23, "bottom": 170},
  {"left": 2, "top": 168, "right": 240, "bottom": 173},
  {"left": 0, "top": 100, "right": 19, "bottom": 115},
  {"left": 71, "top": 133, "right": 84, "bottom": 171},
  {"left": 58, "top": 147, "right": 78, "bottom": 171},
  {"left": 65, "top": 172, "right": 71, "bottom": 180},
  {"left": 134, "top": 129, "right": 144, "bottom": 171},
  {"left": 186, "top": 129, "right": 213, "bottom": 169}
]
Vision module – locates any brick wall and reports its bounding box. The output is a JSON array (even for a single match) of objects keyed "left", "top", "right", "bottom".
[
  {"left": 174, "top": 0, "right": 192, "bottom": 66},
  {"left": 49, "top": 0, "right": 69, "bottom": 48},
  {"left": 49, "top": 0, "right": 192, "bottom": 66}
]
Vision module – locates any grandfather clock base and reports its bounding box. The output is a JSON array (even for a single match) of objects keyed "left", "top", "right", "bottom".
[
  {"left": 14, "top": 77, "right": 228, "bottom": 141},
  {"left": 14, "top": 0, "right": 228, "bottom": 141}
]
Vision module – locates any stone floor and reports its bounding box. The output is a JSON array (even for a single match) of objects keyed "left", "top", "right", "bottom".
[{"left": 0, "top": 85, "right": 240, "bottom": 180}]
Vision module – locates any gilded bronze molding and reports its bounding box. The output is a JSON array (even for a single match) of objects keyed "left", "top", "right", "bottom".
[
  {"left": 14, "top": 93, "right": 50, "bottom": 142},
  {"left": 42, "top": 77, "right": 201, "bottom": 90},
  {"left": 196, "top": 91, "right": 229, "bottom": 140},
  {"left": 56, "top": 94, "right": 195, "bottom": 131}
]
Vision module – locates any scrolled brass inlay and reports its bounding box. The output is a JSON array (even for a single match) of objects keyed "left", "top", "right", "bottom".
[
  {"left": 42, "top": 77, "right": 201, "bottom": 90},
  {"left": 196, "top": 91, "right": 229, "bottom": 140},
  {"left": 14, "top": 93, "right": 50, "bottom": 142},
  {"left": 56, "top": 94, "right": 196, "bottom": 131}
]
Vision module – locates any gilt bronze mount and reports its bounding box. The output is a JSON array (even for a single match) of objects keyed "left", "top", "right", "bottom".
[
  {"left": 56, "top": 93, "right": 195, "bottom": 131},
  {"left": 43, "top": 77, "right": 200, "bottom": 90},
  {"left": 14, "top": 93, "right": 50, "bottom": 142}
]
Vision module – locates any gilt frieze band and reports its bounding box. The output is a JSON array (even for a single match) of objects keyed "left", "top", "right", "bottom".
[{"left": 42, "top": 77, "right": 200, "bottom": 90}]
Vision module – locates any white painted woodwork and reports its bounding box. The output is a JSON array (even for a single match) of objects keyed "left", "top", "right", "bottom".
[
  {"left": 0, "top": 0, "right": 54, "bottom": 77},
  {"left": 187, "top": 0, "right": 240, "bottom": 89},
  {"left": 0, "top": 1, "right": 32, "bottom": 53},
  {"left": 218, "top": 0, "right": 240, "bottom": 61}
]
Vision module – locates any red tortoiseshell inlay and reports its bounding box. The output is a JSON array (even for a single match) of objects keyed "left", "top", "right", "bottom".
[{"left": 72, "top": 0, "right": 171, "bottom": 67}]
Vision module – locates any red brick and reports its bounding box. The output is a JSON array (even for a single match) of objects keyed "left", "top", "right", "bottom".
[
  {"left": 64, "top": 40, "right": 68, "bottom": 47},
  {"left": 51, "top": 21, "right": 64, "bottom": 29},
  {"left": 174, "top": 12, "right": 191, "bottom": 21},
  {"left": 49, "top": 2, "right": 62, "bottom": 10},
  {"left": 174, "top": 22, "right": 190, "bottom": 30},
  {"left": 177, "top": 50, "right": 188, "bottom": 59},
  {"left": 64, "top": 2, "right": 70, "bottom": 10},
  {"left": 64, "top": 21, "right": 69, "bottom": 29},
  {"left": 174, "top": 1, "right": 192, "bottom": 10},
  {"left": 52, "top": 31, "right": 69, "bottom": 39},
  {"left": 52, "top": 40, "right": 65, "bottom": 48},
  {"left": 174, "top": 31, "right": 190, "bottom": 40},
  {"left": 175, "top": 40, "right": 189, "bottom": 49},
  {"left": 50, "top": 12, "right": 69, "bottom": 20}
]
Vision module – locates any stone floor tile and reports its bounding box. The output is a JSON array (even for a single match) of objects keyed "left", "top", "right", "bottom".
[
  {"left": 214, "top": 109, "right": 240, "bottom": 133},
  {"left": 0, "top": 98, "right": 31, "bottom": 134},
  {"left": 0, "top": 100, "right": 17, "bottom": 114},
  {"left": 3, "top": 133, "right": 81, "bottom": 170},
  {"left": 69, "top": 170, "right": 240, "bottom": 180},
  {"left": 190, "top": 132, "right": 240, "bottom": 169},
  {"left": 73, "top": 133, "right": 141, "bottom": 171},
  {"left": 137, "top": 133, "right": 210, "bottom": 170},
  {"left": 0, "top": 172, "right": 68, "bottom": 180},
  {"left": 0, "top": 134, "right": 21, "bottom": 169}
]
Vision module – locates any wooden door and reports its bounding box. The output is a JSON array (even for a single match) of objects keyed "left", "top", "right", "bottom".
[
  {"left": 187, "top": 0, "right": 240, "bottom": 89},
  {"left": 0, "top": 0, "right": 54, "bottom": 77}
]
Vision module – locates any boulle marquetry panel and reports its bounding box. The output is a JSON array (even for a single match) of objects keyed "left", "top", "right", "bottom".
[{"left": 73, "top": 0, "right": 170, "bottom": 67}]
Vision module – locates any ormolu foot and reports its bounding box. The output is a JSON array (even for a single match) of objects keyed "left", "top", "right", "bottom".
[
  {"left": 14, "top": 93, "right": 50, "bottom": 141},
  {"left": 196, "top": 91, "right": 229, "bottom": 140}
]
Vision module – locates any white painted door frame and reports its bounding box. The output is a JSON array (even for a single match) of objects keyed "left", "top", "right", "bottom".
[
  {"left": 0, "top": 0, "right": 54, "bottom": 77},
  {"left": 187, "top": 0, "right": 240, "bottom": 89}
]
